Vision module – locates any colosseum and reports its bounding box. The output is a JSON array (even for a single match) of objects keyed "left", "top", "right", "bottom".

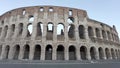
[{"left": 0, "top": 5, "right": 120, "bottom": 64}]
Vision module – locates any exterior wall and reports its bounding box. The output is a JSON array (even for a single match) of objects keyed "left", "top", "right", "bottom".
[{"left": 0, "top": 6, "right": 120, "bottom": 61}]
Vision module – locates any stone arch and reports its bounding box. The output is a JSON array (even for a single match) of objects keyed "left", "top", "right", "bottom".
[
  {"left": 57, "top": 45, "right": 64, "bottom": 60},
  {"left": 13, "top": 45, "right": 20, "bottom": 60},
  {"left": 18, "top": 23, "right": 23, "bottom": 36},
  {"left": 36, "top": 22, "right": 43, "bottom": 37},
  {"left": 33, "top": 45, "right": 41, "bottom": 60},
  {"left": 57, "top": 23, "right": 65, "bottom": 41},
  {"left": 98, "top": 47, "right": 104, "bottom": 59},
  {"left": 45, "top": 45, "right": 53, "bottom": 60},
  {"left": 4, "top": 45, "right": 10, "bottom": 59},
  {"left": 23, "top": 45, "right": 30, "bottom": 59},
  {"left": 46, "top": 22, "right": 54, "bottom": 40},
  {"left": 80, "top": 46, "right": 87, "bottom": 60},
  {"left": 90, "top": 47, "right": 97, "bottom": 60},
  {"left": 105, "top": 48, "right": 110, "bottom": 59},
  {"left": 68, "top": 24, "right": 75, "bottom": 40},
  {"left": 10, "top": 24, "right": 15, "bottom": 37},
  {"left": 88, "top": 26, "right": 94, "bottom": 38},
  {"left": 102, "top": 30, "right": 106, "bottom": 39},
  {"left": 111, "top": 48, "right": 115, "bottom": 59},
  {"left": 69, "top": 45, "right": 76, "bottom": 60},
  {"left": 28, "top": 15, "right": 34, "bottom": 23},
  {"left": 27, "top": 23, "right": 33, "bottom": 37},
  {"left": 4, "top": 25, "right": 8, "bottom": 38},
  {"left": 95, "top": 28, "right": 100, "bottom": 38},
  {"left": 78, "top": 25, "right": 85, "bottom": 39}
]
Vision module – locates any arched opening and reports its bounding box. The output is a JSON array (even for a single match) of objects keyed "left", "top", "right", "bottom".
[
  {"left": 107, "top": 31, "right": 111, "bottom": 40},
  {"left": 36, "top": 22, "right": 43, "bottom": 37},
  {"left": 28, "top": 15, "right": 34, "bottom": 23},
  {"left": 69, "top": 46, "right": 76, "bottom": 60},
  {"left": 0, "top": 45, "right": 2, "bottom": 56},
  {"left": 46, "top": 22, "right": 54, "bottom": 40},
  {"left": 111, "top": 48, "right": 115, "bottom": 59},
  {"left": 4, "top": 45, "right": 10, "bottom": 59},
  {"left": 9, "top": 24, "right": 15, "bottom": 38},
  {"left": 68, "top": 24, "right": 75, "bottom": 40},
  {"left": 13, "top": 45, "right": 20, "bottom": 60},
  {"left": 98, "top": 47, "right": 104, "bottom": 59},
  {"left": 27, "top": 24, "right": 33, "bottom": 37},
  {"left": 4, "top": 26, "right": 8, "bottom": 38},
  {"left": 102, "top": 30, "right": 106, "bottom": 39},
  {"left": 78, "top": 25, "right": 85, "bottom": 39},
  {"left": 95, "top": 28, "right": 100, "bottom": 38},
  {"left": 40, "top": 7, "right": 44, "bottom": 12},
  {"left": 69, "top": 10, "right": 72, "bottom": 16},
  {"left": 67, "top": 17, "right": 74, "bottom": 24},
  {"left": 90, "top": 47, "right": 96, "bottom": 60},
  {"left": 57, "top": 23, "right": 64, "bottom": 41},
  {"left": 80, "top": 46, "right": 87, "bottom": 60},
  {"left": 57, "top": 45, "right": 64, "bottom": 60},
  {"left": 33, "top": 45, "right": 41, "bottom": 60},
  {"left": 105, "top": 48, "right": 110, "bottom": 59},
  {"left": 18, "top": 23, "right": 23, "bottom": 36},
  {"left": 49, "top": 7, "right": 53, "bottom": 12},
  {"left": 23, "top": 45, "right": 30, "bottom": 59},
  {"left": 22, "top": 9, "right": 26, "bottom": 15},
  {"left": 45, "top": 45, "right": 52, "bottom": 60},
  {"left": 88, "top": 26, "right": 94, "bottom": 38}
]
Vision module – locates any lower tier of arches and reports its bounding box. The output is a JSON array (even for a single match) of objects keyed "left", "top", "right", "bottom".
[{"left": 0, "top": 44, "right": 120, "bottom": 61}]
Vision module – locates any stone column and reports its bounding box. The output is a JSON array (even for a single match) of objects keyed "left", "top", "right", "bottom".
[
  {"left": 95, "top": 48, "right": 99, "bottom": 60},
  {"left": 65, "top": 46, "right": 69, "bottom": 60},
  {"left": 29, "top": 46, "right": 34, "bottom": 60},
  {"left": 99, "top": 29, "right": 103, "bottom": 39},
  {"left": 103, "top": 49, "right": 107, "bottom": 60},
  {"left": 86, "top": 48, "right": 91, "bottom": 60},
  {"left": 0, "top": 45, "right": 5, "bottom": 60},
  {"left": 18, "top": 45, "right": 24, "bottom": 60},
  {"left": 93, "top": 28, "right": 96, "bottom": 38},
  {"left": 52, "top": 47, "right": 56, "bottom": 60},
  {"left": 53, "top": 25, "right": 57, "bottom": 42},
  {"left": 76, "top": 47, "right": 81, "bottom": 60},
  {"left": 42, "top": 24, "right": 47, "bottom": 43},
  {"left": 5, "top": 26, "right": 11, "bottom": 40},
  {"left": 8, "top": 46, "right": 14, "bottom": 60},
  {"left": 85, "top": 27, "right": 89, "bottom": 40},
  {"left": 41, "top": 45, "right": 45, "bottom": 60}
]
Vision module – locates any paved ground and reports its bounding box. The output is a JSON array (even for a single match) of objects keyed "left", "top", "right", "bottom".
[{"left": 0, "top": 60, "right": 120, "bottom": 68}]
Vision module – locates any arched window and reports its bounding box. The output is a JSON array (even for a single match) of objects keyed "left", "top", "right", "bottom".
[
  {"left": 57, "top": 45, "right": 64, "bottom": 60},
  {"left": 13, "top": 45, "right": 20, "bottom": 60},
  {"left": 40, "top": 7, "right": 44, "bottom": 12},
  {"left": 69, "top": 10, "right": 72, "bottom": 16},
  {"left": 67, "top": 17, "right": 74, "bottom": 24},
  {"left": 78, "top": 25, "right": 85, "bottom": 39},
  {"left": 69, "top": 46, "right": 76, "bottom": 60},
  {"left": 80, "top": 46, "right": 87, "bottom": 60},
  {"left": 4, "top": 45, "right": 10, "bottom": 59},
  {"left": 11, "top": 24, "right": 15, "bottom": 37},
  {"left": 111, "top": 48, "right": 115, "bottom": 59},
  {"left": 95, "top": 28, "right": 100, "bottom": 38},
  {"left": 88, "top": 26, "right": 94, "bottom": 38},
  {"left": 46, "top": 22, "right": 54, "bottom": 40},
  {"left": 68, "top": 24, "right": 75, "bottom": 39},
  {"left": 27, "top": 24, "right": 33, "bottom": 37},
  {"left": 45, "top": 45, "right": 52, "bottom": 60},
  {"left": 22, "top": 9, "right": 26, "bottom": 15},
  {"left": 4, "top": 26, "right": 8, "bottom": 38},
  {"left": 57, "top": 23, "right": 64, "bottom": 41},
  {"left": 36, "top": 22, "right": 43, "bottom": 36},
  {"left": 102, "top": 30, "right": 106, "bottom": 39},
  {"left": 34, "top": 45, "right": 41, "bottom": 60},
  {"left": 28, "top": 15, "right": 34, "bottom": 23},
  {"left": 23, "top": 45, "right": 30, "bottom": 59},
  {"left": 18, "top": 23, "right": 23, "bottom": 35},
  {"left": 90, "top": 47, "right": 96, "bottom": 60},
  {"left": 49, "top": 7, "right": 53, "bottom": 12},
  {"left": 105, "top": 48, "right": 110, "bottom": 59},
  {"left": 98, "top": 47, "right": 104, "bottom": 59}
]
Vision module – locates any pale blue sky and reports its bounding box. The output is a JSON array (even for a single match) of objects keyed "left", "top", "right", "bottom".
[{"left": 0, "top": 0, "right": 120, "bottom": 37}]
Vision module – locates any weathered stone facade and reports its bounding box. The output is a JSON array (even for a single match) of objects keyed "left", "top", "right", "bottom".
[{"left": 0, "top": 6, "right": 120, "bottom": 61}]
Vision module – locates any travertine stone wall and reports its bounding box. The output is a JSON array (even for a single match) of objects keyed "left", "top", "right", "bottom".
[{"left": 0, "top": 6, "right": 120, "bottom": 61}]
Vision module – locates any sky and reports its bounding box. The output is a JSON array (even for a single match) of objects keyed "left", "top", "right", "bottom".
[{"left": 0, "top": 0, "right": 120, "bottom": 37}]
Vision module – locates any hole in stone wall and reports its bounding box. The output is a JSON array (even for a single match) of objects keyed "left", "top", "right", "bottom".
[
  {"left": 22, "top": 9, "right": 26, "bottom": 15},
  {"left": 49, "top": 7, "right": 53, "bottom": 12},
  {"left": 28, "top": 15, "right": 34, "bottom": 23},
  {"left": 69, "top": 10, "right": 72, "bottom": 16},
  {"left": 40, "top": 7, "right": 44, "bottom": 12},
  {"left": 57, "top": 45, "right": 64, "bottom": 60},
  {"left": 67, "top": 17, "right": 74, "bottom": 24},
  {"left": 69, "top": 46, "right": 76, "bottom": 60},
  {"left": 57, "top": 23, "right": 64, "bottom": 35},
  {"left": 37, "top": 22, "right": 43, "bottom": 36},
  {"left": 27, "top": 24, "right": 33, "bottom": 37},
  {"left": 78, "top": 25, "right": 85, "bottom": 39},
  {"left": 68, "top": 24, "right": 75, "bottom": 39}
]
